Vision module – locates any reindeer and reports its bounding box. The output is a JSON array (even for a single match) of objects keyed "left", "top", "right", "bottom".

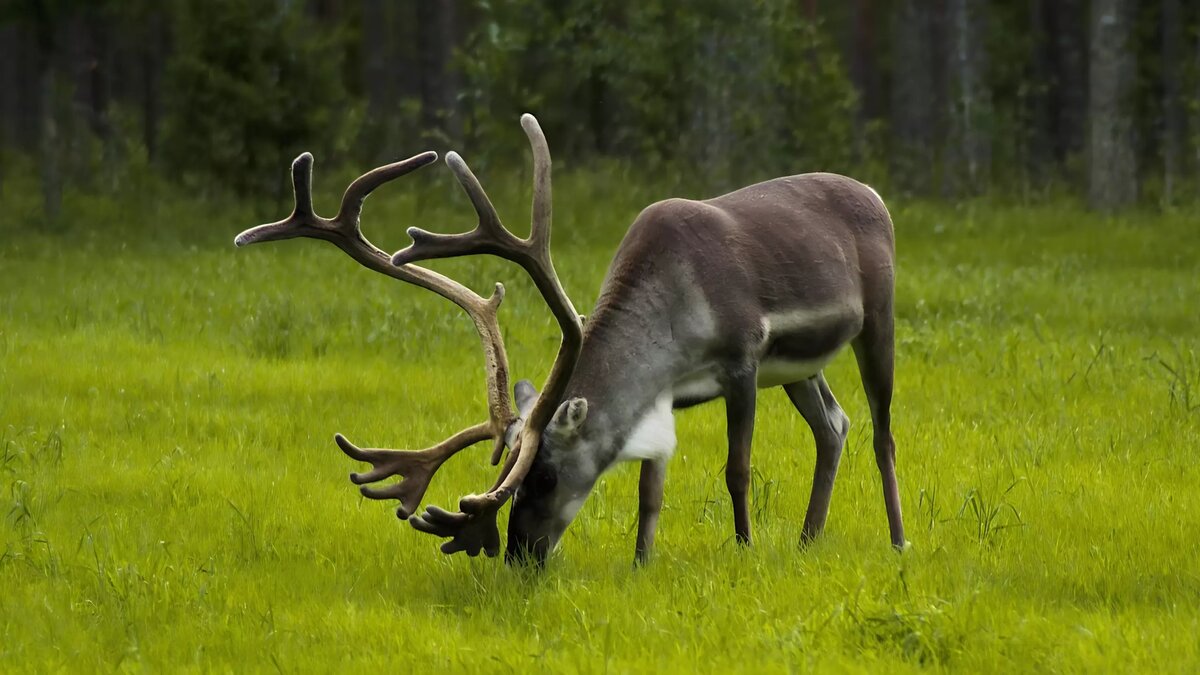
[{"left": 235, "top": 115, "right": 906, "bottom": 566}]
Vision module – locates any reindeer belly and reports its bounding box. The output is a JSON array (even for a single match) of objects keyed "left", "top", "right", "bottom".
[
  {"left": 668, "top": 305, "right": 861, "bottom": 407},
  {"left": 756, "top": 353, "right": 840, "bottom": 387},
  {"left": 671, "top": 366, "right": 723, "bottom": 409},
  {"left": 757, "top": 307, "right": 861, "bottom": 385},
  {"left": 672, "top": 353, "right": 839, "bottom": 398}
]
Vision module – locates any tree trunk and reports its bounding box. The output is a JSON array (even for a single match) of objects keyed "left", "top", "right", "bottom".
[
  {"left": 1088, "top": 0, "right": 1137, "bottom": 212},
  {"left": 890, "top": 0, "right": 936, "bottom": 194},
  {"left": 39, "top": 56, "right": 61, "bottom": 225},
  {"left": 1161, "top": 0, "right": 1182, "bottom": 205},
  {"left": 361, "top": 0, "right": 392, "bottom": 160},
  {"left": 1028, "top": 0, "right": 1054, "bottom": 182},
  {"left": 33, "top": 2, "right": 62, "bottom": 225},
  {"left": 850, "top": 0, "right": 880, "bottom": 160},
  {"left": 0, "top": 24, "right": 13, "bottom": 144},
  {"left": 945, "top": 0, "right": 990, "bottom": 195},
  {"left": 1051, "top": 0, "right": 1088, "bottom": 168},
  {"left": 587, "top": 67, "right": 608, "bottom": 154},
  {"left": 84, "top": 5, "right": 116, "bottom": 186},
  {"left": 141, "top": 9, "right": 165, "bottom": 162},
  {"left": 0, "top": 23, "right": 15, "bottom": 194},
  {"left": 15, "top": 24, "right": 41, "bottom": 153},
  {"left": 1195, "top": 12, "right": 1200, "bottom": 178},
  {"left": 415, "top": 0, "right": 459, "bottom": 145},
  {"left": 393, "top": 2, "right": 420, "bottom": 105},
  {"left": 689, "top": 29, "right": 733, "bottom": 189}
]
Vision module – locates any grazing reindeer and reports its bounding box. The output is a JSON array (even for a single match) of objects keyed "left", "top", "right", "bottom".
[{"left": 235, "top": 115, "right": 906, "bottom": 566}]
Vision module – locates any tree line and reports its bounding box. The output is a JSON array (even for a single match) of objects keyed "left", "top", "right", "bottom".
[{"left": 1, "top": 0, "right": 1196, "bottom": 222}]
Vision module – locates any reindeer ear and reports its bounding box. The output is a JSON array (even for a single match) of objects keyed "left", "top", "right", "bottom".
[
  {"left": 547, "top": 398, "right": 588, "bottom": 440},
  {"left": 514, "top": 379, "right": 539, "bottom": 418}
]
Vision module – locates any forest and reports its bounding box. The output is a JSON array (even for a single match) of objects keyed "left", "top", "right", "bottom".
[{"left": 2, "top": 0, "right": 1198, "bottom": 218}]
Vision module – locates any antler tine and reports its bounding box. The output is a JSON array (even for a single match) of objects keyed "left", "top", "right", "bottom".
[
  {"left": 445, "top": 151, "right": 509, "bottom": 238},
  {"left": 402, "top": 114, "right": 584, "bottom": 557},
  {"left": 391, "top": 151, "right": 522, "bottom": 264},
  {"left": 337, "top": 155, "right": 438, "bottom": 227},
  {"left": 521, "top": 113, "right": 552, "bottom": 255},
  {"left": 236, "top": 151, "right": 510, "bottom": 344},
  {"left": 293, "top": 152, "right": 316, "bottom": 220},
  {"left": 512, "top": 113, "right": 583, "bottom": 396},
  {"left": 236, "top": 149, "right": 522, "bottom": 528},
  {"left": 392, "top": 115, "right": 582, "bottom": 348},
  {"left": 232, "top": 153, "right": 316, "bottom": 247},
  {"left": 334, "top": 424, "right": 491, "bottom": 520},
  {"left": 234, "top": 151, "right": 437, "bottom": 248},
  {"left": 475, "top": 115, "right": 583, "bottom": 504}
]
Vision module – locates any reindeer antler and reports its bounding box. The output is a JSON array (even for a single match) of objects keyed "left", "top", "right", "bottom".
[
  {"left": 393, "top": 114, "right": 584, "bottom": 556},
  {"left": 235, "top": 150, "right": 518, "bottom": 523}
]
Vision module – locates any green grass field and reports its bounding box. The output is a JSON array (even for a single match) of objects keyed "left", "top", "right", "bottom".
[{"left": 2, "top": 167, "right": 1199, "bottom": 672}]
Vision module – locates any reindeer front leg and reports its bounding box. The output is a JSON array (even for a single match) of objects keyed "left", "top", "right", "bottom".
[
  {"left": 634, "top": 458, "right": 667, "bottom": 565},
  {"left": 724, "top": 366, "right": 758, "bottom": 546}
]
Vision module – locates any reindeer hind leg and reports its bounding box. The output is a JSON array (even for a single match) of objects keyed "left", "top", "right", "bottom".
[
  {"left": 784, "top": 373, "right": 849, "bottom": 545},
  {"left": 851, "top": 311, "right": 907, "bottom": 550}
]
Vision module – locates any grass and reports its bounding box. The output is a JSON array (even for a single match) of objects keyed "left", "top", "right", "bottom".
[{"left": 1, "top": 163, "right": 1199, "bottom": 672}]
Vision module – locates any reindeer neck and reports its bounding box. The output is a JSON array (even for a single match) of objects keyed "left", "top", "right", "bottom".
[{"left": 564, "top": 284, "right": 683, "bottom": 464}]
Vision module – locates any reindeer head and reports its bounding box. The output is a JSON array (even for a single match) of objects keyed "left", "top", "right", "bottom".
[{"left": 504, "top": 386, "right": 596, "bottom": 565}]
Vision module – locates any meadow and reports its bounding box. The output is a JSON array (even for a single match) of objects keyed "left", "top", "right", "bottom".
[{"left": 2, "top": 162, "right": 1198, "bottom": 673}]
